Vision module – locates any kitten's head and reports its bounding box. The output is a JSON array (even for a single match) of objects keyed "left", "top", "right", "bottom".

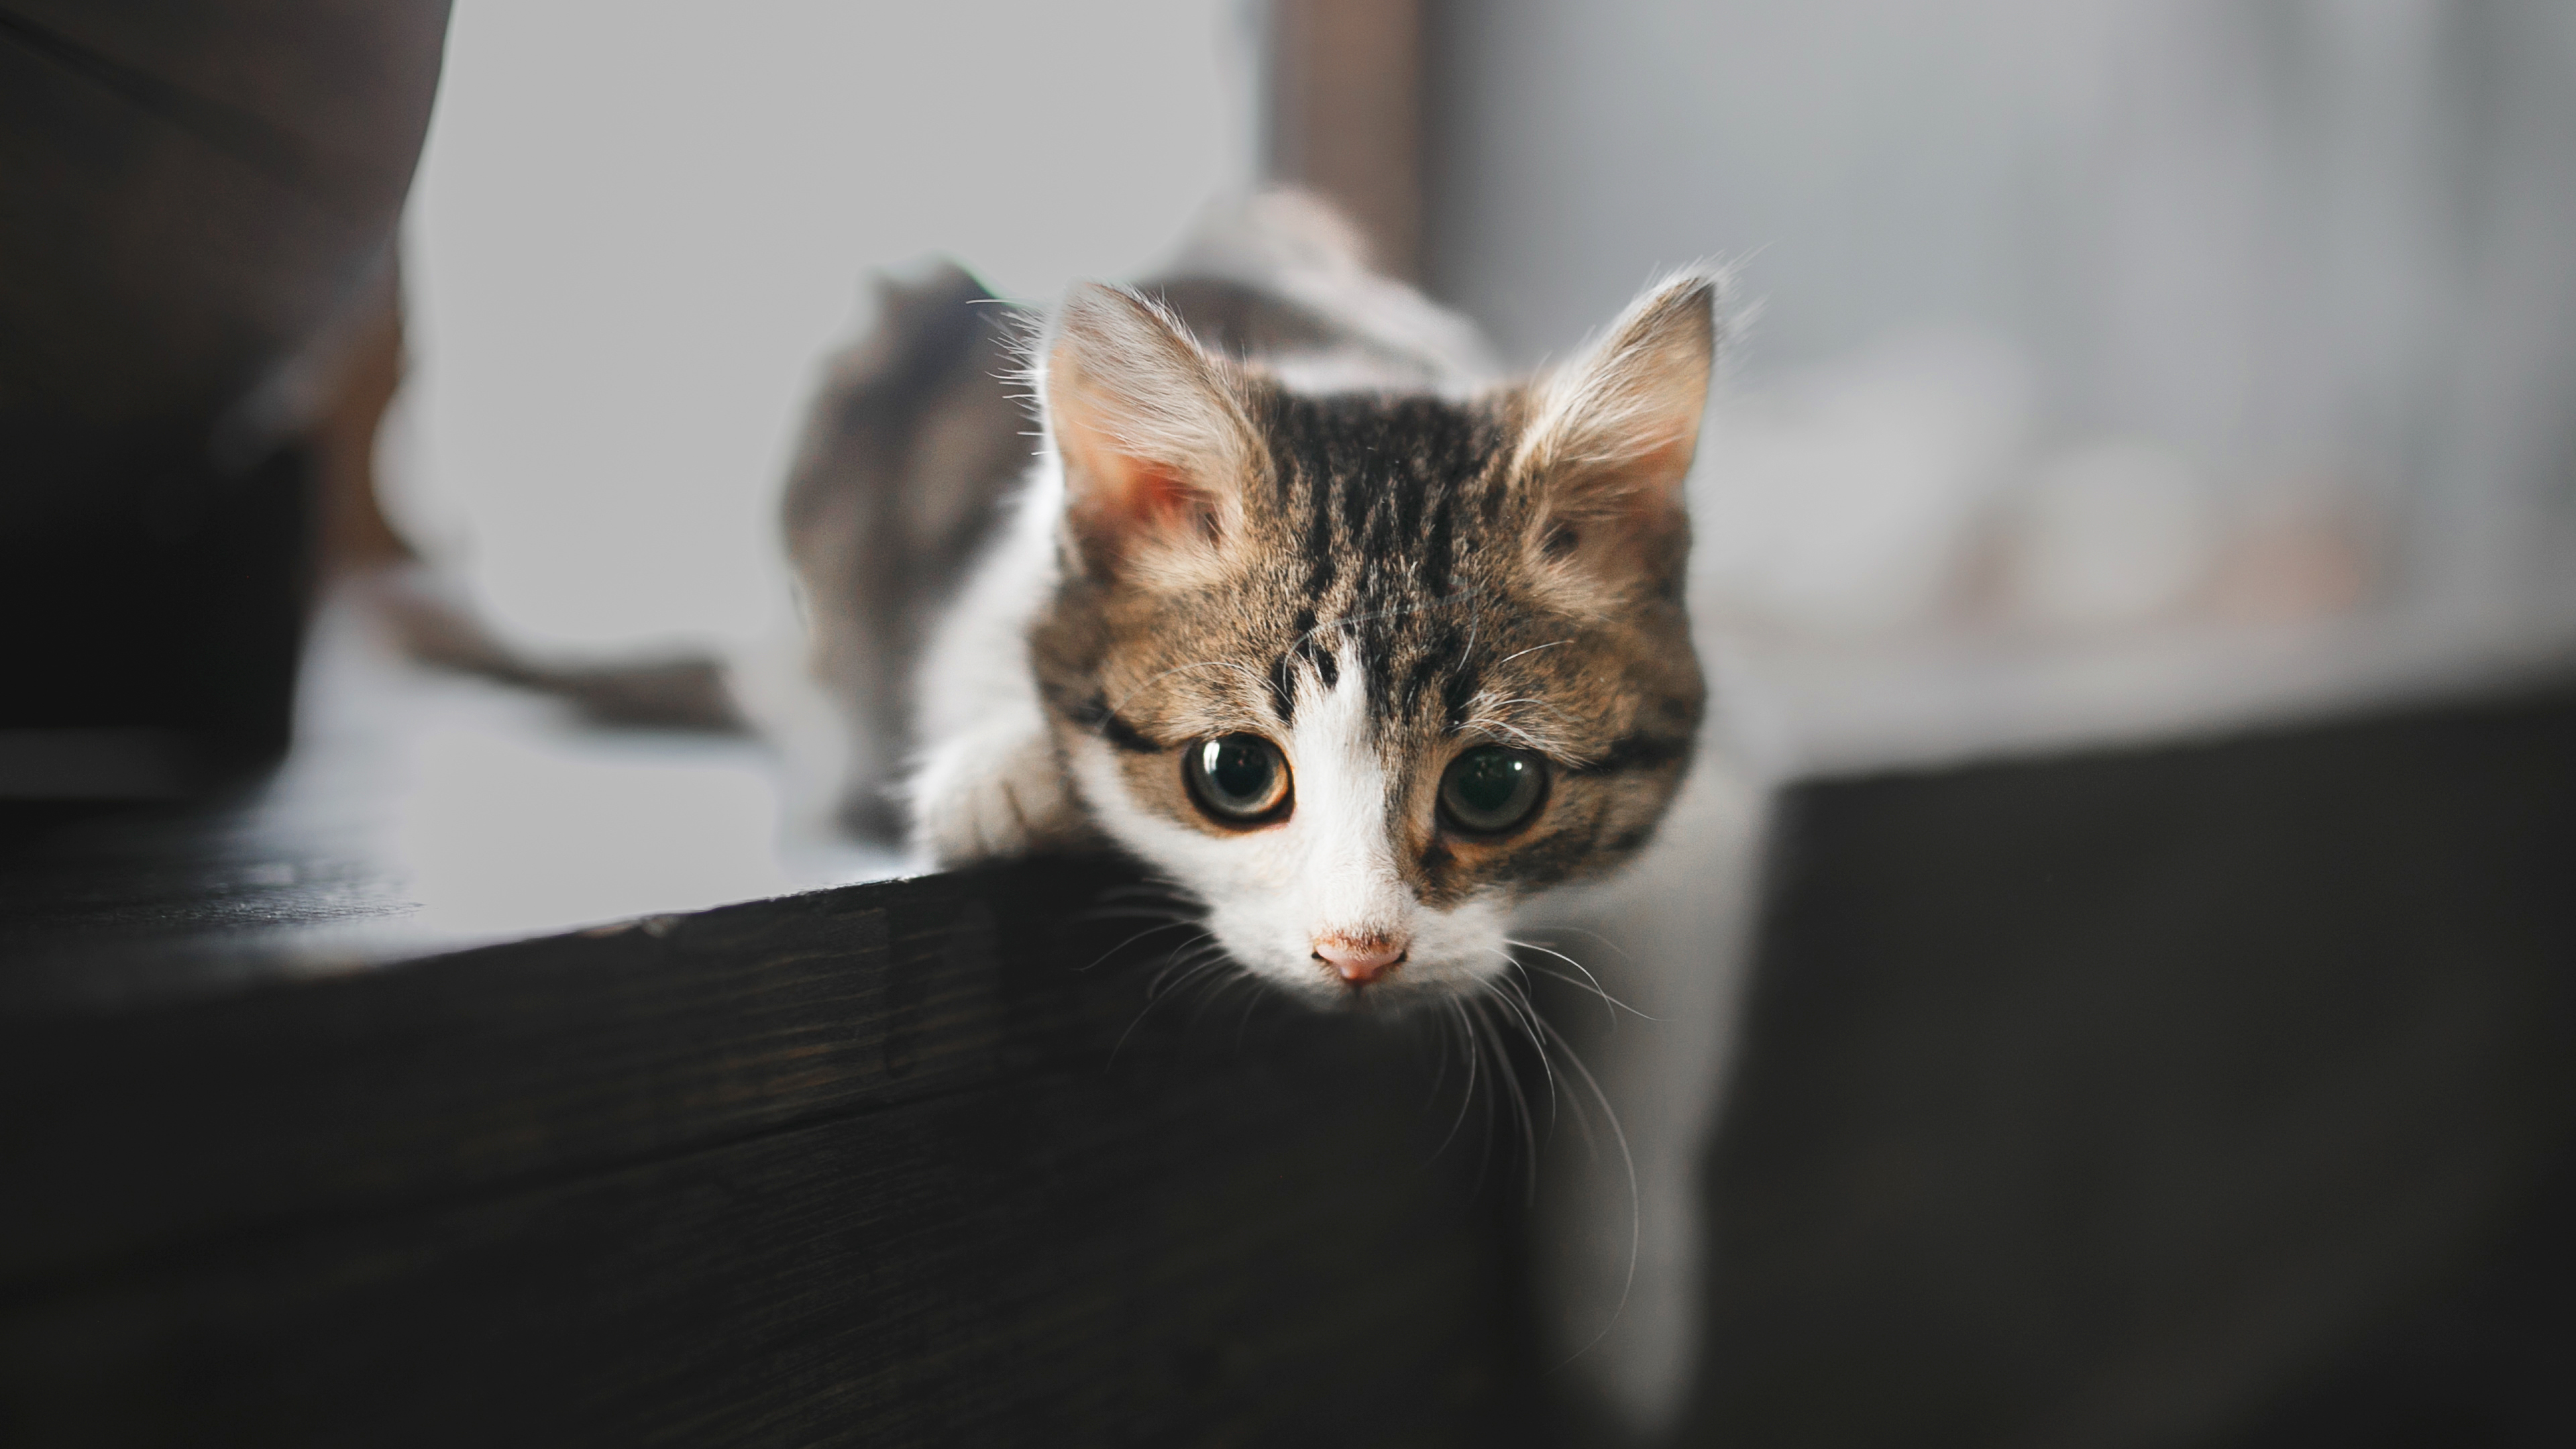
[{"left": 1029, "top": 274, "right": 1718, "bottom": 1008}]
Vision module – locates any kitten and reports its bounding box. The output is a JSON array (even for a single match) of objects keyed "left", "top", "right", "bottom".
[
  {"left": 888, "top": 193, "right": 1723, "bottom": 1006},
  {"left": 378, "top": 191, "right": 1721, "bottom": 1014},
  {"left": 380, "top": 193, "right": 1743, "bottom": 1420}
]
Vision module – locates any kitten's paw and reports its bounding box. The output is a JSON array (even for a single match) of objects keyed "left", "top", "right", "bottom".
[{"left": 908, "top": 727, "right": 1081, "bottom": 865}]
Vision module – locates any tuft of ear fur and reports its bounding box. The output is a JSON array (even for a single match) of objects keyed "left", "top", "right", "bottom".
[
  {"left": 1514, "top": 269, "right": 1725, "bottom": 584},
  {"left": 1040, "top": 283, "right": 1255, "bottom": 580}
]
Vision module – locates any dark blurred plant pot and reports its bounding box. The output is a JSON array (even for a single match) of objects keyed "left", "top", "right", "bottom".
[{"left": 0, "top": 1, "right": 449, "bottom": 798}]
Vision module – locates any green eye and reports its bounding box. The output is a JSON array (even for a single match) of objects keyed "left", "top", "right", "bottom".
[
  {"left": 1185, "top": 734, "right": 1293, "bottom": 824},
  {"left": 1439, "top": 746, "right": 1548, "bottom": 835}
]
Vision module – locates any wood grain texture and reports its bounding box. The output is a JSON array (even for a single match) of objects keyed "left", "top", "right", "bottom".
[{"left": 0, "top": 859, "right": 1551, "bottom": 1446}]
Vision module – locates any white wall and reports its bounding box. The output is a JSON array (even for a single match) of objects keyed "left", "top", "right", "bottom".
[
  {"left": 396, "top": 1, "right": 1258, "bottom": 654},
  {"left": 1432, "top": 0, "right": 2576, "bottom": 635}
]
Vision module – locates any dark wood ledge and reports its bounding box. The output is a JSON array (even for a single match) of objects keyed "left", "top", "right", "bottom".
[
  {"left": 0, "top": 859, "right": 1550, "bottom": 1446},
  {"left": 9, "top": 656, "right": 2575, "bottom": 1446}
]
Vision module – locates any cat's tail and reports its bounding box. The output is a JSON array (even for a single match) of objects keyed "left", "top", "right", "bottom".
[
  {"left": 358, "top": 563, "right": 747, "bottom": 733},
  {"left": 364, "top": 258, "right": 1028, "bottom": 845}
]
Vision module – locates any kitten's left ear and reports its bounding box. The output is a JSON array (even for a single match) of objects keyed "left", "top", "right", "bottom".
[
  {"left": 1515, "top": 269, "right": 1723, "bottom": 577},
  {"left": 1040, "top": 283, "right": 1255, "bottom": 580}
]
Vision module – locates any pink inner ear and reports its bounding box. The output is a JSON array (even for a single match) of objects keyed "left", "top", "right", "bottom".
[
  {"left": 1121, "top": 460, "right": 1211, "bottom": 535},
  {"left": 1622, "top": 431, "right": 1698, "bottom": 503},
  {"left": 1537, "top": 430, "right": 1696, "bottom": 578},
  {"left": 1568, "top": 432, "right": 1696, "bottom": 523},
  {"left": 1061, "top": 417, "right": 1220, "bottom": 564}
]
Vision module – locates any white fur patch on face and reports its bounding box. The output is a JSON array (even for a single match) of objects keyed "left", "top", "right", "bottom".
[{"left": 1068, "top": 642, "right": 1515, "bottom": 1005}]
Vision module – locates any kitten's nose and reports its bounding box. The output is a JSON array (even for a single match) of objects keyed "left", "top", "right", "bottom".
[{"left": 1313, "top": 934, "right": 1407, "bottom": 985}]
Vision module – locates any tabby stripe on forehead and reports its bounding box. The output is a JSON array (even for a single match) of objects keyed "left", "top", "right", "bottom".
[
  {"left": 1392, "top": 621, "right": 1470, "bottom": 716},
  {"left": 1420, "top": 479, "right": 1457, "bottom": 596},
  {"left": 1291, "top": 409, "right": 1340, "bottom": 606},
  {"left": 1266, "top": 651, "right": 1298, "bottom": 724},
  {"left": 1266, "top": 636, "right": 1341, "bottom": 724},
  {"left": 1392, "top": 642, "right": 1434, "bottom": 715},
  {"left": 1394, "top": 439, "right": 1432, "bottom": 539},
  {"left": 1366, "top": 469, "right": 1404, "bottom": 561},
  {"left": 1439, "top": 661, "right": 1482, "bottom": 728},
  {"left": 1335, "top": 440, "right": 1375, "bottom": 545},
  {"left": 1301, "top": 502, "right": 1337, "bottom": 606}
]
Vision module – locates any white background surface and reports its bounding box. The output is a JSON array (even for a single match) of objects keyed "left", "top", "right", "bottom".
[{"left": 396, "top": 1, "right": 1258, "bottom": 656}]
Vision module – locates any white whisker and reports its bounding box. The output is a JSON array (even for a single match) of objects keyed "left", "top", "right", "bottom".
[
  {"left": 1429, "top": 998, "right": 1481, "bottom": 1165},
  {"left": 1492, "top": 639, "right": 1572, "bottom": 667},
  {"left": 1469, "top": 995, "right": 1543, "bottom": 1203},
  {"left": 1079, "top": 916, "right": 1206, "bottom": 974},
  {"left": 1505, "top": 936, "right": 1656, "bottom": 1024},
  {"left": 1522, "top": 922, "right": 1635, "bottom": 964},
  {"left": 1534, "top": 1010, "right": 1641, "bottom": 1369},
  {"left": 1184, "top": 969, "right": 1263, "bottom": 1033},
  {"left": 1479, "top": 977, "right": 1558, "bottom": 1123}
]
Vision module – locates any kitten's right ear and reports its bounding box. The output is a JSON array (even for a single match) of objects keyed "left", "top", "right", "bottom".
[
  {"left": 1513, "top": 269, "right": 1723, "bottom": 589},
  {"left": 1041, "top": 283, "right": 1254, "bottom": 579}
]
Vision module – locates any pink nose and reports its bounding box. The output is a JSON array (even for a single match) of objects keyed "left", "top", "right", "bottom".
[{"left": 1313, "top": 934, "right": 1407, "bottom": 985}]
